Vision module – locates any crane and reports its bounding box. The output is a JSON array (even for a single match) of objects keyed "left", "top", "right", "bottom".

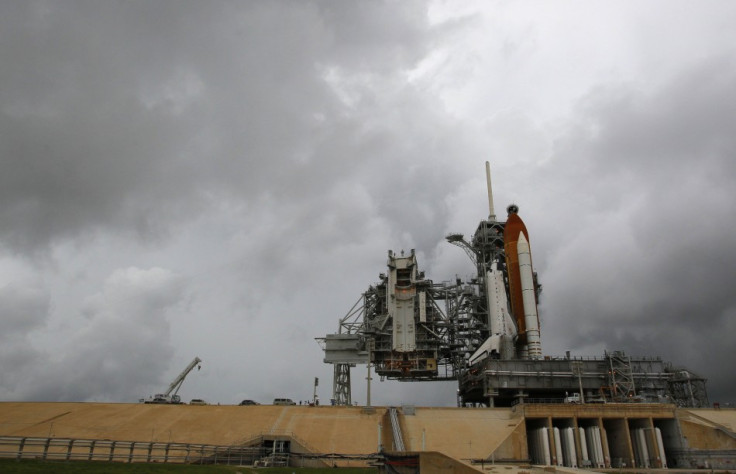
[{"left": 144, "top": 357, "right": 202, "bottom": 404}]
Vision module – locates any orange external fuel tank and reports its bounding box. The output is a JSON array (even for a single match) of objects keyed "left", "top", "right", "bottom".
[{"left": 503, "top": 209, "right": 530, "bottom": 344}]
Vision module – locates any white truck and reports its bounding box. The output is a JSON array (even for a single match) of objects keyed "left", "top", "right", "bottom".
[{"left": 564, "top": 392, "right": 581, "bottom": 404}]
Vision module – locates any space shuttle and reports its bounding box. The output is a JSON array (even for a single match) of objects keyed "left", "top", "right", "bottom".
[
  {"left": 504, "top": 206, "right": 542, "bottom": 359},
  {"left": 469, "top": 162, "right": 542, "bottom": 364}
]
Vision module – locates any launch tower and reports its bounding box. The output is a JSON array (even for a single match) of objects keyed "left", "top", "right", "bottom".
[{"left": 318, "top": 163, "right": 708, "bottom": 408}]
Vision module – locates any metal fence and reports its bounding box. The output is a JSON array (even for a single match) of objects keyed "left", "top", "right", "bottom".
[{"left": 0, "top": 435, "right": 267, "bottom": 465}]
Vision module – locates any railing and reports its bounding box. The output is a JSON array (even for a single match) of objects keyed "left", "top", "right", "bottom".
[
  {"left": 512, "top": 398, "right": 566, "bottom": 406},
  {"left": 1, "top": 434, "right": 383, "bottom": 467},
  {"left": 388, "top": 408, "right": 405, "bottom": 452},
  {"left": 0, "top": 435, "right": 266, "bottom": 465}
]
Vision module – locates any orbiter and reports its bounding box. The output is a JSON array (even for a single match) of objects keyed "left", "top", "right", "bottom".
[{"left": 470, "top": 163, "right": 542, "bottom": 362}]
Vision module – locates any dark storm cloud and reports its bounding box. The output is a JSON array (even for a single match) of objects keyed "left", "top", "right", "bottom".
[
  {"left": 535, "top": 55, "right": 736, "bottom": 403},
  {"left": 0, "top": 1, "right": 441, "bottom": 254},
  {"left": 0, "top": 0, "right": 471, "bottom": 403},
  {"left": 1, "top": 2, "right": 213, "bottom": 251}
]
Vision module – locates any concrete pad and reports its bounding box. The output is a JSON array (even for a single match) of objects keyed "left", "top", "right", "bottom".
[{"left": 399, "top": 407, "right": 522, "bottom": 461}]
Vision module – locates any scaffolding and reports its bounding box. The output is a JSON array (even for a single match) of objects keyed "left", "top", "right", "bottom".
[
  {"left": 604, "top": 351, "right": 637, "bottom": 402},
  {"left": 332, "top": 364, "right": 352, "bottom": 406}
]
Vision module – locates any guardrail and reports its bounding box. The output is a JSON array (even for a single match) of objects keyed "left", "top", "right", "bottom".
[{"left": 0, "top": 435, "right": 267, "bottom": 465}]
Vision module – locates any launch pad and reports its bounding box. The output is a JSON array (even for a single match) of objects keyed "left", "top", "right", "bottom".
[{"left": 319, "top": 163, "right": 709, "bottom": 408}]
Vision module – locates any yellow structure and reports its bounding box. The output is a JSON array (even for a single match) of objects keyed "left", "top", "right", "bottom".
[{"left": 1, "top": 402, "right": 734, "bottom": 471}]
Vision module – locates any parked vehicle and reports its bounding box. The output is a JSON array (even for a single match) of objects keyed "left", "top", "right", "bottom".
[
  {"left": 563, "top": 392, "right": 581, "bottom": 404},
  {"left": 189, "top": 399, "right": 207, "bottom": 405},
  {"left": 273, "top": 398, "right": 296, "bottom": 405},
  {"left": 239, "top": 399, "right": 259, "bottom": 406}
]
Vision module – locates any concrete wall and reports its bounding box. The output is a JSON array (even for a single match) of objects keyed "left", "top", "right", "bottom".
[
  {"left": 679, "top": 418, "right": 736, "bottom": 450},
  {"left": 397, "top": 407, "right": 522, "bottom": 460},
  {"left": 679, "top": 408, "right": 736, "bottom": 450},
  {"left": 0, "top": 403, "right": 519, "bottom": 466},
  {"left": 0, "top": 402, "right": 384, "bottom": 463},
  {"left": 2, "top": 402, "right": 735, "bottom": 470}
]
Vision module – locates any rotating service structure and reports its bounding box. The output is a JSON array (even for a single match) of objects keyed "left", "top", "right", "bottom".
[{"left": 318, "top": 162, "right": 709, "bottom": 408}]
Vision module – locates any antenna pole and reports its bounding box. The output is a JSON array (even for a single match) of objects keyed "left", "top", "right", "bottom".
[{"left": 486, "top": 161, "right": 496, "bottom": 221}]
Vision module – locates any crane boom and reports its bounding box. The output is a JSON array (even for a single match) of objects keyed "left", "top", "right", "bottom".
[
  {"left": 165, "top": 357, "right": 202, "bottom": 397},
  {"left": 143, "top": 357, "right": 202, "bottom": 404}
]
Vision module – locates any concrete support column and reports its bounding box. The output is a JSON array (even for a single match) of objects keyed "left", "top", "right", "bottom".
[
  {"left": 572, "top": 414, "right": 583, "bottom": 468},
  {"left": 647, "top": 417, "right": 663, "bottom": 468},
  {"left": 546, "top": 416, "right": 558, "bottom": 466},
  {"left": 597, "top": 417, "right": 611, "bottom": 468},
  {"left": 623, "top": 417, "right": 635, "bottom": 468}
]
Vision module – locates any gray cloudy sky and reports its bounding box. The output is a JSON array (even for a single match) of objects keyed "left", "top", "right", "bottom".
[{"left": 1, "top": 1, "right": 735, "bottom": 407}]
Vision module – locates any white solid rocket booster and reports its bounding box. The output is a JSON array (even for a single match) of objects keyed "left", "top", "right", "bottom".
[{"left": 517, "top": 232, "right": 542, "bottom": 358}]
